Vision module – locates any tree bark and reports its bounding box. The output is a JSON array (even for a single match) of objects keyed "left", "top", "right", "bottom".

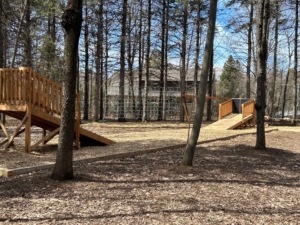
[
  {"left": 269, "top": 1, "right": 279, "bottom": 118},
  {"left": 206, "top": 52, "right": 213, "bottom": 121},
  {"left": 118, "top": 0, "right": 127, "bottom": 122},
  {"left": 83, "top": 3, "right": 89, "bottom": 120},
  {"left": 255, "top": 0, "right": 269, "bottom": 150},
  {"left": 293, "top": 0, "right": 298, "bottom": 123},
  {"left": 246, "top": 2, "right": 253, "bottom": 99},
  {"left": 93, "top": 1, "right": 103, "bottom": 122},
  {"left": 158, "top": 0, "right": 166, "bottom": 121},
  {"left": 181, "top": 0, "right": 217, "bottom": 166},
  {"left": 51, "top": 0, "right": 82, "bottom": 180},
  {"left": 10, "top": 0, "right": 28, "bottom": 68},
  {"left": 23, "top": 0, "right": 31, "bottom": 67},
  {"left": 142, "top": 0, "right": 151, "bottom": 122},
  {"left": 180, "top": 1, "right": 188, "bottom": 122},
  {"left": 138, "top": 0, "right": 143, "bottom": 120}
]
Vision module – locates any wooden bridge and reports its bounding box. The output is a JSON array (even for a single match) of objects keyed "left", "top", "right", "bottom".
[
  {"left": 205, "top": 98, "right": 256, "bottom": 130},
  {"left": 0, "top": 67, "right": 115, "bottom": 153}
]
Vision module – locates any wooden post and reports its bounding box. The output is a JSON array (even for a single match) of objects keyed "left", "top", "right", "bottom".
[
  {"left": 25, "top": 68, "right": 32, "bottom": 153},
  {"left": 42, "top": 129, "right": 46, "bottom": 145}
]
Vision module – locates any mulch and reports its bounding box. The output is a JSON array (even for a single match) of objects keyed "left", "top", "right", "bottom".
[{"left": 0, "top": 121, "right": 300, "bottom": 224}]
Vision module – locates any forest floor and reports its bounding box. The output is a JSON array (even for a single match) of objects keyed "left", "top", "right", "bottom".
[{"left": 0, "top": 120, "right": 300, "bottom": 224}]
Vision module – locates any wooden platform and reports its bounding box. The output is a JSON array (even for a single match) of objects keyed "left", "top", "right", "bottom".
[
  {"left": 204, "top": 113, "right": 255, "bottom": 130},
  {"left": 0, "top": 67, "right": 115, "bottom": 152}
]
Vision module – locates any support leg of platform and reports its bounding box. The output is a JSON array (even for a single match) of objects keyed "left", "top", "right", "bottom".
[
  {"left": 25, "top": 104, "right": 32, "bottom": 153},
  {"left": 42, "top": 129, "right": 46, "bottom": 145}
]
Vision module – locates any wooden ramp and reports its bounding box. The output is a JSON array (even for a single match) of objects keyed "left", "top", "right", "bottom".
[
  {"left": 204, "top": 113, "right": 255, "bottom": 130},
  {"left": 0, "top": 67, "right": 115, "bottom": 152}
]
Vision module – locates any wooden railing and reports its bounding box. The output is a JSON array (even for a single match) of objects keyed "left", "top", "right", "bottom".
[
  {"left": 241, "top": 99, "right": 255, "bottom": 126},
  {"left": 0, "top": 67, "right": 63, "bottom": 116},
  {"left": 218, "top": 99, "right": 233, "bottom": 120}
]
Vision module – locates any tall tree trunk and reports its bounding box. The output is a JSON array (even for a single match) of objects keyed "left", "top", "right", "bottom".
[
  {"left": 142, "top": 0, "right": 151, "bottom": 122},
  {"left": 83, "top": 4, "right": 89, "bottom": 120},
  {"left": 293, "top": 0, "right": 298, "bottom": 123},
  {"left": 99, "top": 2, "right": 104, "bottom": 120},
  {"left": 255, "top": 0, "right": 270, "bottom": 150},
  {"left": 94, "top": 0, "right": 103, "bottom": 122},
  {"left": 138, "top": 0, "right": 143, "bottom": 120},
  {"left": 194, "top": 0, "right": 201, "bottom": 99},
  {"left": 206, "top": 52, "right": 213, "bottom": 121},
  {"left": 51, "top": 0, "right": 82, "bottom": 180},
  {"left": 158, "top": 0, "right": 166, "bottom": 121},
  {"left": 0, "top": 0, "right": 3, "bottom": 68},
  {"left": 282, "top": 41, "right": 292, "bottom": 118},
  {"left": 104, "top": 3, "right": 109, "bottom": 118},
  {"left": 163, "top": 0, "right": 169, "bottom": 121},
  {"left": 118, "top": 0, "right": 127, "bottom": 122},
  {"left": 181, "top": 0, "right": 217, "bottom": 166},
  {"left": 180, "top": 1, "right": 188, "bottom": 122},
  {"left": 10, "top": 0, "right": 28, "bottom": 68},
  {"left": 246, "top": 2, "right": 253, "bottom": 98},
  {"left": 23, "top": 0, "right": 31, "bottom": 67},
  {"left": 269, "top": 1, "right": 279, "bottom": 117}
]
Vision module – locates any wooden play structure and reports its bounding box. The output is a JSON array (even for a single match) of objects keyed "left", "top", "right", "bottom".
[
  {"left": 0, "top": 67, "right": 115, "bottom": 153},
  {"left": 182, "top": 94, "right": 256, "bottom": 130}
]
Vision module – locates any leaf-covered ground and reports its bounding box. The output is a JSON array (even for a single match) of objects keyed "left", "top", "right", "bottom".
[{"left": 0, "top": 129, "right": 300, "bottom": 224}]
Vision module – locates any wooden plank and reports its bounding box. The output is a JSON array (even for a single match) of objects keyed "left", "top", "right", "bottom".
[
  {"left": 5, "top": 114, "right": 28, "bottom": 149},
  {"left": 30, "top": 127, "right": 60, "bottom": 152},
  {"left": 0, "top": 105, "right": 27, "bottom": 111},
  {"left": 79, "top": 127, "right": 116, "bottom": 145},
  {"left": 51, "top": 83, "right": 54, "bottom": 112}
]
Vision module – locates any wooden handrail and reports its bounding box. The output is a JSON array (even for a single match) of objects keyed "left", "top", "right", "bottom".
[
  {"left": 218, "top": 99, "right": 233, "bottom": 120},
  {"left": 241, "top": 99, "right": 255, "bottom": 126},
  {"left": 0, "top": 67, "right": 63, "bottom": 116}
]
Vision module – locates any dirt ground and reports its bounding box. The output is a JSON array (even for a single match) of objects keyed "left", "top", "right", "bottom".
[{"left": 0, "top": 120, "right": 300, "bottom": 224}]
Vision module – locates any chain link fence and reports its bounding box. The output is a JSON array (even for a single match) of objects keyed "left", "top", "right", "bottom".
[{"left": 80, "top": 85, "right": 220, "bottom": 121}]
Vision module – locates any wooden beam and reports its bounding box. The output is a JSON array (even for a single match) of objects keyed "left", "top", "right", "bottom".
[
  {"left": 0, "top": 128, "right": 25, "bottom": 147},
  {"left": 25, "top": 104, "right": 31, "bottom": 153},
  {"left": 5, "top": 114, "right": 28, "bottom": 149},
  {"left": 0, "top": 119, "right": 10, "bottom": 140},
  {"left": 30, "top": 127, "right": 60, "bottom": 152}
]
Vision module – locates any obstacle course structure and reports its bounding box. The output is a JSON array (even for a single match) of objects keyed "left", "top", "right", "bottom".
[{"left": 0, "top": 67, "right": 115, "bottom": 153}]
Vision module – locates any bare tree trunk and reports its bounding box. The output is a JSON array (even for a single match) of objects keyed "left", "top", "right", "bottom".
[
  {"left": 180, "top": 1, "right": 188, "bottom": 122},
  {"left": 0, "top": 0, "right": 3, "bottom": 68},
  {"left": 142, "top": 0, "right": 151, "bottom": 122},
  {"left": 104, "top": 3, "right": 109, "bottom": 118},
  {"left": 51, "top": 0, "right": 82, "bottom": 180},
  {"left": 181, "top": 0, "right": 217, "bottom": 166},
  {"left": 246, "top": 2, "right": 253, "bottom": 98},
  {"left": 94, "top": 0, "right": 103, "bottom": 122},
  {"left": 83, "top": 4, "right": 89, "bottom": 120},
  {"left": 138, "top": 0, "right": 143, "bottom": 120},
  {"left": 162, "top": 0, "right": 169, "bottom": 121},
  {"left": 293, "top": 0, "right": 298, "bottom": 123},
  {"left": 282, "top": 35, "right": 292, "bottom": 119},
  {"left": 194, "top": 0, "right": 201, "bottom": 99},
  {"left": 10, "top": 0, "right": 28, "bottom": 68},
  {"left": 23, "top": 0, "right": 31, "bottom": 67},
  {"left": 206, "top": 52, "right": 213, "bottom": 121},
  {"left": 158, "top": 0, "right": 166, "bottom": 121},
  {"left": 255, "top": 0, "right": 270, "bottom": 150},
  {"left": 269, "top": 1, "right": 279, "bottom": 118},
  {"left": 99, "top": 2, "right": 104, "bottom": 120},
  {"left": 118, "top": 0, "right": 127, "bottom": 122}
]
